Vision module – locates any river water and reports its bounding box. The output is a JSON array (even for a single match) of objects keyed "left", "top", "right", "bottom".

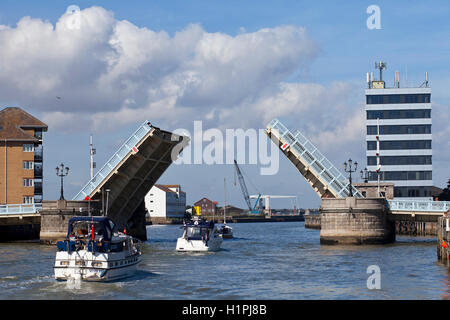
[{"left": 0, "top": 221, "right": 448, "bottom": 300}]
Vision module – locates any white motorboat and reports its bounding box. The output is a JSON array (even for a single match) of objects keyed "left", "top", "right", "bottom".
[
  {"left": 176, "top": 218, "right": 223, "bottom": 252},
  {"left": 54, "top": 216, "right": 141, "bottom": 282}
]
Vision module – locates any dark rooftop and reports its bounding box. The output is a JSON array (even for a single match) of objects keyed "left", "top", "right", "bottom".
[{"left": 0, "top": 107, "right": 48, "bottom": 141}]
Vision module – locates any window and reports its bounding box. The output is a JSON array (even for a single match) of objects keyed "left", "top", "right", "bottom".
[
  {"left": 23, "top": 196, "right": 34, "bottom": 204},
  {"left": 23, "top": 161, "right": 34, "bottom": 170},
  {"left": 366, "top": 94, "right": 431, "bottom": 104},
  {"left": 34, "top": 130, "right": 43, "bottom": 140},
  {"left": 367, "top": 109, "right": 431, "bottom": 119},
  {"left": 23, "top": 179, "right": 34, "bottom": 187},
  {"left": 367, "top": 155, "right": 432, "bottom": 166},
  {"left": 367, "top": 140, "right": 431, "bottom": 150},
  {"left": 368, "top": 171, "right": 432, "bottom": 181},
  {"left": 23, "top": 144, "right": 34, "bottom": 152},
  {"left": 367, "top": 125, "right": 431, "bottom": 135}
]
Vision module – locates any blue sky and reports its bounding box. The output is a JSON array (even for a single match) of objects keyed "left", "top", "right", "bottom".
[{"left": 0, "top": 1, "right": 448, "bottom": 209}]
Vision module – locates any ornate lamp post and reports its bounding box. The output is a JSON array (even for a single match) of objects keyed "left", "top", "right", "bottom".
[
  {"left": 344, "top": 158, "right": 358, "bottom": 197},
  {"left": 360, "top": 167, "right": 370, "bottom": 183},
  {"left": 56, "top": 163, "right": 69, "bottom": 200}
]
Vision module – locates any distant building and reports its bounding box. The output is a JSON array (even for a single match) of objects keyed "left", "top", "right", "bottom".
[
  {"left": 365, "top": 63, "right": 433, "bottom": 199},
  {"left": 194, "top": 197, "right": 218, "bottom": 216},
  {"left": 0, "top": 107, "right": 48, "bottom": 205},
  {"left": 144, "top": 184, "right": 186, "bottom": 218},
  {"left": 217, "top": 205, "right": 244, "bottom": 216}
]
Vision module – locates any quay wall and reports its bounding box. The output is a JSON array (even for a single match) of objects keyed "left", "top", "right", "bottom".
[
  {"left": 305, "top": 214, "right": 321, "bottom": 229},
  {"left": 0, "top": 215, "right": 40, "bottom": 242},
  {"left": 39, "top": 200, "right": 101, "bottom": 245}
]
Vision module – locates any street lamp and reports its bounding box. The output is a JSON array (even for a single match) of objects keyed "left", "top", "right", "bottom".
[
  {"left": 360, "top": 167, "right": 370, "bottom": 183},
  {"left": 56, "top": 163, "right": 69, "bottom": 200},
  {"left": 344, "top": 158, "right": 358, "bottom": 197}
]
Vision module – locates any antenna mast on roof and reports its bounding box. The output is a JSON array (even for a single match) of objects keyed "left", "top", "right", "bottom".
[{"left": 375, "top": 61, "right": 387, "bottom": 81}]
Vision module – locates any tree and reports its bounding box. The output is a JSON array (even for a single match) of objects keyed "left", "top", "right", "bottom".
[{"left": 438, "top": 179, "right": 450, "bottom": 201}]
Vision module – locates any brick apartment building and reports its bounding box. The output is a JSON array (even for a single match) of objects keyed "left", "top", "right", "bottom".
[
  {"left": 0, "top": 107, "right": 48, "bottom": 205},
  {"left": 194, "top": 197, "right": 218, "bottom": 216}
]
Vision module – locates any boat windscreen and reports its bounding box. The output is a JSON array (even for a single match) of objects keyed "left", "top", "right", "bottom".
[
  {"left": 68, "top": 220, "right": 112, "bottom": 241},
  {"left": 186, "top": 226, "right": 210, "bottom": 240}
]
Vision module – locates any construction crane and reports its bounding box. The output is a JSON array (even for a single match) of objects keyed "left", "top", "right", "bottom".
[{"left": 233, "top": 160, "right": 262, "bottom": 214}]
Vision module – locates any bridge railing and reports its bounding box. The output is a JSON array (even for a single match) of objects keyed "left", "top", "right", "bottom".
[
  {"left": 0, "top": 204, "right": 42, "bottom": 215},
  {"left": 268, "top": 118, "right": 363, "bottom": 198},
  {"left": 388, "top": 199, "right": 450, "bottom": 213},
  {"left": 73, "top": 121, "right": 153, "bottom": 201}
]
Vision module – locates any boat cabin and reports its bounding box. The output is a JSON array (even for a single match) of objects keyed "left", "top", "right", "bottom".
[
  {"left": 57, "top": 216, "right": 130, "bottom": 253},
  {"left": 67, "top": 216, "right": 115, "bottom": 242},
  {"left": 183, "top": 220, "right": 216, "bottom": 241}
]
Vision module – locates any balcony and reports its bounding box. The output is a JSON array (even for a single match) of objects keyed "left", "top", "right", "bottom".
[
  {"left": 34, "top": 130, "right": 43, "bottom": 140},
  {"left": 34, "top": 166, "right": 43, "bottom": 179},
  {"left": 34, "top": 148, "right": 43, "bottom": 162},
  {"left": 34, "top": 180, "right": 43, "bottom": 195}
]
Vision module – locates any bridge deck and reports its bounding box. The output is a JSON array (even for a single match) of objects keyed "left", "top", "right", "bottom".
[
  {"left": 72, "top": 121, "right": 188, "bottom": 228},
  {"left": 266, "top": 118, "right": 363, "bottom": 198}
]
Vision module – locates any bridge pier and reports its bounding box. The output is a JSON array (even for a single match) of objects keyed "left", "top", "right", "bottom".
[
  {"left": 320, "top": 197, "right": 395, "bottom": 245},
  {"left": 39, "top": 200, "right": 101, "bottom": 244}
]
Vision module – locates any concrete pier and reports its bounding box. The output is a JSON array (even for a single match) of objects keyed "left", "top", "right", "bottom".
[
  {"left": 39, "top": 200, "right": 100, "bottom": 244},
  {"left": 304, "top": 213, "right": 321, "bottom": 229},
  {"left": 320, "top": 197, "right": 395, "bottom": 245}
]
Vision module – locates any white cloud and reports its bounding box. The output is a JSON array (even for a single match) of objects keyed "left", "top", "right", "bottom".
[
  {"left": 0, "top": 6, "right": 325, "bottom": 132},
  {"left": 5, "top": 4, "right": 445, "bottom": 177}
]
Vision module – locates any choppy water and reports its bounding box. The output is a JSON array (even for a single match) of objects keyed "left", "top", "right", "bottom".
[{"left": 0, "top": 222, "right": 449, "bottom": 299}]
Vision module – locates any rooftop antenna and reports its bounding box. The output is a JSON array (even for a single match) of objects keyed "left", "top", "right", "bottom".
[
  {"left": 90, "top": 134, "right": 96, "bottom": 180},
  {"left": 421, "top": 72, "right": 429, "bottom": 88},
  {"left": 374, "top": 61, "right": 387, "bottom": 81}
]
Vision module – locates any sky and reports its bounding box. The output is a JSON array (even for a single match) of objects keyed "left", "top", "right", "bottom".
[{"left": 0, "top": 1, "right": 448, "bottom": 209}]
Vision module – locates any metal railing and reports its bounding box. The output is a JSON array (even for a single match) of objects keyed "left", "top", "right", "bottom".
[
  {"left": 268, "top": 119, "right": 363, "bottom": 198},
  {"left": 0, "top": 204, "right": 42, "bottom": 215},
  {"left": 388, "top": 199, "right": 450, "bottom": 213},
  {"left": 73, "top": 121, "right": 154, "bottom": 201}
]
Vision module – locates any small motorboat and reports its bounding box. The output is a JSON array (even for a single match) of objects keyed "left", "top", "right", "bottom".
[
  {"left": 54, "top": 216, "right": 141, "bottom": 282},
  {"left": 176, "top": 217, "right": 223, "bottom": 252},
  {"left": 220, "top": 223, "right": 233, "bottom": 239}
]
